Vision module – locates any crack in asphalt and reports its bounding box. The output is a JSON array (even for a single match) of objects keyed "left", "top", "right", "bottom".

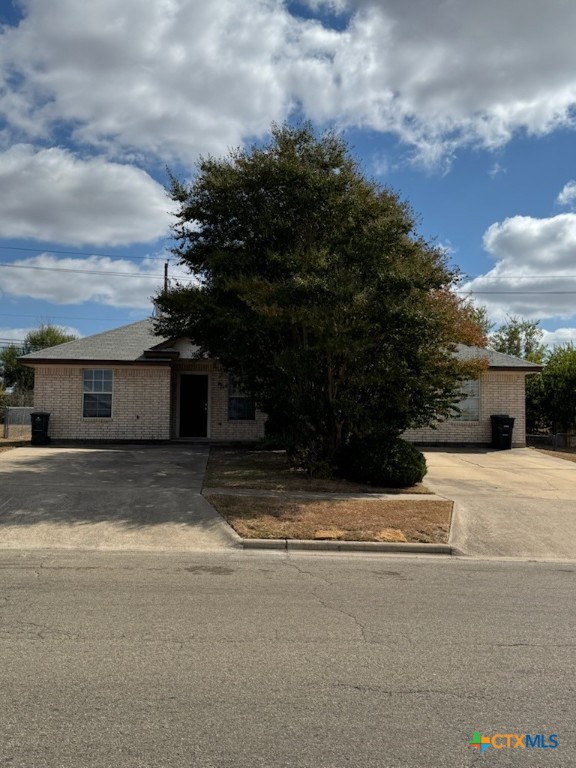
[
  {"left": 283, "top": 559, "right": 332, "bottom": 585},
  {"left": 283, "top": 559, "right": 375, "bottom": 642},
  {"left": 0, "top": 620, "right": 83, "bottom": 642},
  {"left": 333, "top": 683, "right": 484, "bottom": 700},
  {"left": 309, "top": 590, "right": 369, "bottom": 643},
  {"left": 273, "top": 559, "right": 373, "bottom": 641},
  {"left": 489, "top": 642, "right": 576, "bottom": 648}
]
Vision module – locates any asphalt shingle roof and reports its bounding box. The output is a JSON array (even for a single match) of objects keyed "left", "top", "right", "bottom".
[
  {"left": 20, "top": 320, "right": 543, "bottom": 369},
  {"left": 20, "top": 319, "right": 170, "bottom": 362},
  {"left": 454, "top": 344, "right": 542, "bottom": 369}
]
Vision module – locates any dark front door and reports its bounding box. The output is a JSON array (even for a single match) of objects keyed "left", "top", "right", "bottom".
[{"left": 179, "top": 375, "right": 208, "bottom": 437}]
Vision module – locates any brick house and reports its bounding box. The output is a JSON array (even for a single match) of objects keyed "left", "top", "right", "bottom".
[
  {"left": 20, "top": 318, "right": 541, "bottom": 446},
  {"left": 20, "top": 319, "right": 266, "bottom": 442}
]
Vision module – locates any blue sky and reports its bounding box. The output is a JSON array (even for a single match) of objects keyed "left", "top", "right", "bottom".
[{"left": 1, "top": 0, "right": 576, "bottom": 350}]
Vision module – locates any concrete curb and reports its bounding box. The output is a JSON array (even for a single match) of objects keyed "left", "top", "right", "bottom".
[
  {"left": 241, "top": 538, "right": 452, "bottom": 554},
  {"left": 197, "top": 494, "right": 245, "bottom": 548}
]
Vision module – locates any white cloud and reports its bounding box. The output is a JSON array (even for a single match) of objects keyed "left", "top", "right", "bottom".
[
  {"left": 303, "top": 0, "right": 349, "bottom": 12},
  {"left": 556, "top": 180, "right": 576, "bottom": 208},
  {"left": 1, "top": 1, "right": 576, "bottom": 164},
  {"left": 488, "top": 162, "right": 506, "bottom": 179},
  {"left": 0, "top": 0, "right": 297, "bottom": 163},
  {"left": 461, "top": 213, "right": 576, "bottom": 322},
  {"left": 542, "top": 327, "right": 576, "bottom": 346},
  {"left": 0, "top": 145, "right": 175, "bottom": 246},
  {"left": 371, "top": 154, "right": 390, "bottom": 177},
  {"left": 0, "top": 327, "right": 35, "bottom": 344},
  {"left": 0, "top": 254, "right": 192, "bottom": 309}
]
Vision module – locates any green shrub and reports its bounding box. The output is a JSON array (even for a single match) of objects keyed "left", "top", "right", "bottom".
[{"left": 339, "top": 435, "right": 427, "bottom": 487}]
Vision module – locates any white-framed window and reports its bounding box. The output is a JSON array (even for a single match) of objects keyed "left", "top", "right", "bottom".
[
  {"left": 453, "top": 379, "right": 480, "bottom": 421},
  {"left": 228, "top": 377, "right": 256, "bottom": 421},
  {"left": 83, "top": 369, "right": 113, "bottom": 418}
]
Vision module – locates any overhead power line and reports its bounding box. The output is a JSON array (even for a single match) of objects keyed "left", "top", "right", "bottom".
[
  {"left": 455, "top": 290, "right": 576, "bottom": 295},
  {"left": 1, "top": 262, "right": 576, "bottom": 294},
  {"left": 0, "top": 312, "right": 131, "bottom": 321},
  {"left": 0, "top": 245, "right": 574, "bottom": 280},
  {"left": 0, "top": 245, "right": 173, "bottom": 262},
  {"left": 0, "top": 262, "right": 195, "bottom": 281},
  {"left": 469, "top": 275, "right": 574, "bottom": 279},
  {"left": 0, "top": 251, "right": 576, "bottom": 282}
]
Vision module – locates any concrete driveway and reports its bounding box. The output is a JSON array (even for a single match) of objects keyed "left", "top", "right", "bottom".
[
  {"left": 0, "top": 445, "right": 239, "bottom": 551},
  {"left": 424, "top": 448, "right": 576, "bottom": 560}
]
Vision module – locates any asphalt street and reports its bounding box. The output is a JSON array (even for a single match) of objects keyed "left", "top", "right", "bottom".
[{"left": 0, "top": 549, "right": 574, "bottom": 767}]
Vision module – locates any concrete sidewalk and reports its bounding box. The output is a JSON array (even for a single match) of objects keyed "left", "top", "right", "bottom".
[
  {"left": 0, "top": 445, "right": 240, "bottom": 551},
  {"left": 424, "top": 448, "right": 576, "bottom": 560}
]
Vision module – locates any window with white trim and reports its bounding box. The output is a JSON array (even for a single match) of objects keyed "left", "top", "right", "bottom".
[
  {"left": 452, "top": 379, "right": 480, "bottom": 421},
  {"left": 83, "top": 369, "right": 113, "bottom": 418},
  {"left": 228, "top": 377, "right": 256, "bottom": 421}
]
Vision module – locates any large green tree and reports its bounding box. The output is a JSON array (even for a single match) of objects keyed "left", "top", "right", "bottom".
[
  {"left": 0, "top": 324, "right": 78, "bottom": 394},
  {"left": 155, "top": 123, "right": 485, "bottom": 473}
]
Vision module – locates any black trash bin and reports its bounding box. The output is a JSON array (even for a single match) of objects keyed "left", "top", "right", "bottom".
[
  {"left": 490, "top": 414, "right": 515, "bottom": 450},
  {"left": 31, "top": 411, "right": 51, "bottom": 446}
]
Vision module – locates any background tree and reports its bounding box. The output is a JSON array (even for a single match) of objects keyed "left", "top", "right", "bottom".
[
  {"left": 0, "top": 344, "right": 27, "bottom": 391},
  {"left": 155, "top": 123, "right": 485, "bottom": 476},
  {"left": 490, "top": 315, "right": 546, "bottom": 363},
  {"left": 525, "top": 372, "right": 549, "bottom": 434},
  {"left": 539, "top": 343, "right": 576, "bottom": 433},
  {"left": 0, "top": 324, "right": 78, "bottom": 395},
  {"left": 466, "top": 304, "right": 494, "bottom": 337}
]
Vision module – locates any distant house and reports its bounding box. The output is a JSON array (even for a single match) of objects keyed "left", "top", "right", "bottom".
[{"left": 20, "top": 319, "right": 541, "bottom": 446}]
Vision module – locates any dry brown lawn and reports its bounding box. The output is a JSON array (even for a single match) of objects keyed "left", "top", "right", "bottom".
[
  {"left": 205, "top": 447, "right": 431, "bottom": 494},
  {"left": 209, "top": 494, "right": 452, "bottom": 543}
]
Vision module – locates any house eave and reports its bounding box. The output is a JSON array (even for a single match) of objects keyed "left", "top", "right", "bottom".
[{"left": 488, "top": 365, "right": 544, "bottom": 373}]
